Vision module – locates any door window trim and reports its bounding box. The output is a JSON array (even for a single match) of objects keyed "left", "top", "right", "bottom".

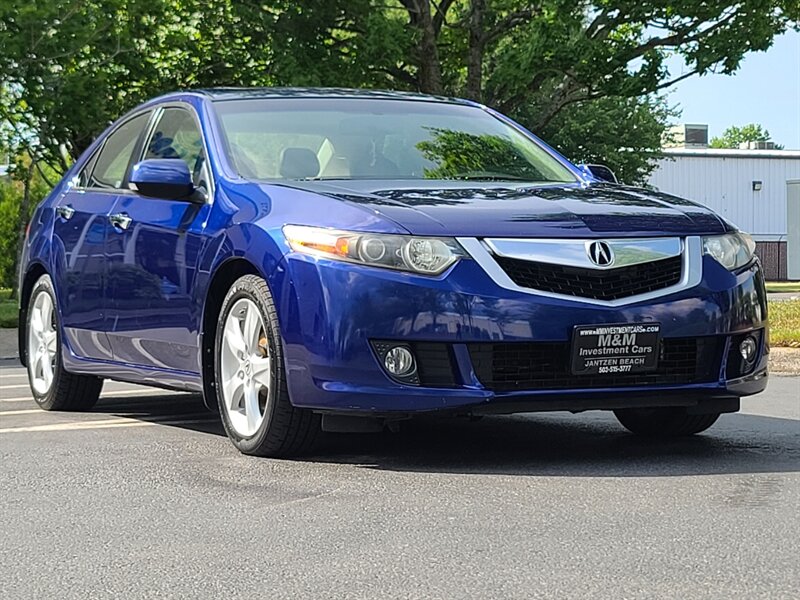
[
  {"left": 132, "top": 102, "right": 215, "bottom": 204},
  {"left": 72, "top": 109, "right": 153, "bottom": 195},
  {"left": 71, "top": 101, "right": 214, "bottom": 204}
]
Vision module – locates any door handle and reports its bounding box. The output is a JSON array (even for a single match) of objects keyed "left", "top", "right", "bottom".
[
  {"left": 109, "top": 212, "right": 133, "bottom": 231},
  {"left": 56, "top": 205, "right": 75, "bottom": 221}
]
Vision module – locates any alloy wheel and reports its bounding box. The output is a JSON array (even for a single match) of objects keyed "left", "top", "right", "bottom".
[
  {"left": 28, "top": 290, "right": 58, "bottom": 395},
  {"left": 220, "top": 298, "right": 272, "bottom": 437}
]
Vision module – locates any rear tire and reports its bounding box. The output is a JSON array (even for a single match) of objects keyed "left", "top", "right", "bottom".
[
  {"left": 26, "top": 274, "right": 103, "bottom": 411},
  {"left": 214, "top": 274, "right": 320, "bottom": 457},
  {"left": 614, "top": 407, "right": 720, "bottom": 436}
]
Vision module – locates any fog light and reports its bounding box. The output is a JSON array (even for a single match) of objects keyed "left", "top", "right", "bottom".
[
  {"left": 739, "top": 336, "right": 757, "bottom": 362},
  {"left": 384, "top": 346, "right": 416, "bottom": 376}
]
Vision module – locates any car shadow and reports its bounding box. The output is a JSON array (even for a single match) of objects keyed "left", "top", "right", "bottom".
[
  {"left": 92, "top": 392, "right": 224, "bottom": 437},
  {"left": 92, "top": 393, "right": 800, "bottom": 478},
  {"left": 311, "top": 412, "right": 800, "bottom": 477}
]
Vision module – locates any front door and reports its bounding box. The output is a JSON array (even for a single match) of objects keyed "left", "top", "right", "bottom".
[
  {"left": 105, "top": 105, "right": 211, "bottom": 373},
  {"left": 51, "top": 111, "right": 151, "bottom": 362}
]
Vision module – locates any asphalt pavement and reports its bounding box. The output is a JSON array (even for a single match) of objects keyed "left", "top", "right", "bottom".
[{"left": 1, "top": 360, "right": 799, "bottom": 599}]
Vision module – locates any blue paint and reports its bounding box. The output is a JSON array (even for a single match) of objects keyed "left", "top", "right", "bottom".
[{"left": 19, "top": 89, "right": 767, "bottom": 414}]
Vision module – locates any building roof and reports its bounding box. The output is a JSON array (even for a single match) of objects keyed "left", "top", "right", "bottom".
[{"left": 662, "top": 147, "right": 800, "bottom": 159}]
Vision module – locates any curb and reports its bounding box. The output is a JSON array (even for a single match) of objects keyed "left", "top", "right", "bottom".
[{"left": 0, "top": 328, "right": 18, "bottom": 361}]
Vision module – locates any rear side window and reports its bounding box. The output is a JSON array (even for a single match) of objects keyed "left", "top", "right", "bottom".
[{"left": 88, "top": 112, "right": 150, "bottom": 189}]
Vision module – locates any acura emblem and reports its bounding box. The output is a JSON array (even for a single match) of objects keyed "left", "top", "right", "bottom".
[{"left": 587, "top": 241, "right": 614, "bottom": 266}]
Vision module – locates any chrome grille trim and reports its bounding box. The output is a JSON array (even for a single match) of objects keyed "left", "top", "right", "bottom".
[
  {"left": 457, "top": 236, "right": 703, "bottom": 307},
  {"left": 483, "top": 237, "right": 682, "bottom": 270}
]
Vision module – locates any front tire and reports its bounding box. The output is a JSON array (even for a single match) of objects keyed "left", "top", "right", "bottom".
[
  {"left": 26, "top": 274, "right": 103, "bottom": 411},
  {"left": 614, "top": 407, "right": 720, "bottom": 436},
  {"left": 214, "top": 275, "right": 320, "bottom": 457}
]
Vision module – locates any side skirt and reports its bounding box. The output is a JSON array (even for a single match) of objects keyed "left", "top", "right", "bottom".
[{"left": 61, "top": 349, "right": 204, "bottom": 393}]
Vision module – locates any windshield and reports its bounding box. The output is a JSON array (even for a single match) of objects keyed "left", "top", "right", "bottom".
[{"left": 214, "top": 97, "right": 577, "bottom": 183}]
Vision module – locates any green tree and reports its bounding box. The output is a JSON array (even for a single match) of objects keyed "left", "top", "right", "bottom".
[
  {"left": 0, "top": 0, "right": 267, "bottom": 170},
  {"left": 0, "top": 160, "right": 54, "bottom": 289},
  {"left": 538, "top": 95, "right": 677, "bottom": 185},
  {"left": 258, "top": 1, "right": 796, "bottom": 132},
  {"left": 710, "top": 123, "right": 784, "bottom": 149},
  {"left": 417, "top": 129, "right": 550, "bottom": 180},
  {"left": 2, "top": 1, "right": 797, "bottom": 169}
]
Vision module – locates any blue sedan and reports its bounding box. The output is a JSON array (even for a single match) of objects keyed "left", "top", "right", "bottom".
[{"left": 19, "top": 88, "right": 768, "bottom": 456}]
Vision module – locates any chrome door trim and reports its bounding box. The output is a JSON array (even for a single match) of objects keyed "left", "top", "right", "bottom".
[
  {"left": 109, "top": 212, "right": 133, "bottom": 231},
  {"left": 457, "top": 236, "right": 703, "bottom": 307},
  {"left": 55, "top": 205, "right": 75, "bottom": 221}
]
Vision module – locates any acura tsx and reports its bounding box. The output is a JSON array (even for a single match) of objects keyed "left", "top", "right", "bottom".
[{"left": 19, "top": 88, "right": 768, "bottom": 456}]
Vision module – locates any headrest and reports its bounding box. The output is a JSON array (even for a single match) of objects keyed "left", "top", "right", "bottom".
[{"left": 279, "top": 147, "right": 320, "bottom": 179}]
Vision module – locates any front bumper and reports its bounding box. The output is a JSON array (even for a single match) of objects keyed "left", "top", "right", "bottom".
[{"left": 271, "top": 249, "right": 769, "bottom": 414}]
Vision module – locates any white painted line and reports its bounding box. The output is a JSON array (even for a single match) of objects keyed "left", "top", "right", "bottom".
[
  {"left": 0, "top": 370, "right": 28, "bottom": 379},
  {"left": 0, "top": 415, "right": 215, "bottom": 434},
  {"left": 1, "top": 381, "right": 156, "bottom": 391},
  {"left": 0, "top": 388, "right": 185, "bottom": 403},
  {"left": 0, "top": 417, "right": 143, "bottom": 433},
  {"left": 0, "top": 409, "right": 42, "bottom": 416}
]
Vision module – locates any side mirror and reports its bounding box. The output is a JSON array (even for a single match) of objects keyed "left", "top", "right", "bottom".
[
  {"left": 580, "top": 163, "right": 619, "bottom": 184},
  {"left": 129, "top": 159, "right": 197, "bottom": 201}
]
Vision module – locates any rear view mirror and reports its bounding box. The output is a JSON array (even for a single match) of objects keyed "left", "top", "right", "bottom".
[
  {"left": 580, "top": 164, "right": 619, "bottom": 184},
  {"left": 129, "top": 159, "right": 196, "bottom": 201}
]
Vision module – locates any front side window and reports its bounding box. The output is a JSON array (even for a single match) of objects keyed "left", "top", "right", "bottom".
[
  {"left": 144, "top": 107, "right": 208, "bottom": 189},
  {"left": 214, "top": 98, "right": 577, "bottom": 183},
  {"left": 89, "top": 112, "right": 150, "bottom": 189}
]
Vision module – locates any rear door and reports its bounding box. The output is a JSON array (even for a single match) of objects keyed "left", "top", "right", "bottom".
[
  {"left": 104, "top": 105, "right": 211, "bottom": 373},
  {"left": 52, "top": 111, "right": 151, "bottom": 361}
]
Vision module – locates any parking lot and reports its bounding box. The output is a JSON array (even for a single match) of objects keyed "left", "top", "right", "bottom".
[{"left": 1, "top": 361, "right": 798, "bottom": 599}]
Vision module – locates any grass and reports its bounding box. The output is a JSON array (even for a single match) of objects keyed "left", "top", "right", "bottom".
[
  {"left": 766, "top": 281, "right": 800, "bottom": 293},
  {"left": 0, "top": 288, "right": 16, "bottom": 328},
  {"left": 769, "top": 299, "right": 800, "bottom": 348}
]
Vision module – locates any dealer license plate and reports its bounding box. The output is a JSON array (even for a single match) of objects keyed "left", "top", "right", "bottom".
[{"left": 571, "top": 323, "right": 661, "bottom": 376}]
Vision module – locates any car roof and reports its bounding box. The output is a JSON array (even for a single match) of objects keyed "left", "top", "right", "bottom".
[{"left": 185, "top": 87, "right": 474, "bottom": 105}]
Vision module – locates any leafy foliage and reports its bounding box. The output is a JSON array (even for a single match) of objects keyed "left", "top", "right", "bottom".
[
  {"left": 0, "top": 165, "right": 53, "bottom": 288},
  {"left": 1, "top": 1, "right": 796, "bottom": 171},
  {"left": 417, "top": 129, "right": 549, "bottom": 180},
  {"left": 710, "top": 123, "right": 784, "bottom": 149},
  {"left": 538, "top": 95, "right": 677, "bottom": 185}
]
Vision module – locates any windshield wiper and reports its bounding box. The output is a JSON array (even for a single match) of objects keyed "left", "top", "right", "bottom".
[{"left": 445, "top": 171, "right": 535, "bottom": 182}]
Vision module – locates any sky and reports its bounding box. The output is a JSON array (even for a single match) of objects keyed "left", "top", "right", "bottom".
[{"left": 664, "top": 30, "right": 800, "bottom": 149}]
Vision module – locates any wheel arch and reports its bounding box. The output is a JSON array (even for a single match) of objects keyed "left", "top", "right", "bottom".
[{"left": 199, "top": 257, "right": 261, "bottom": 410}]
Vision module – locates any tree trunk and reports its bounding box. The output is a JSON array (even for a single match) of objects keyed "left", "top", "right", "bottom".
[
  {"left": 414, "top": 1, "right": 444, "bottom": 95},
  {"left": 465, "top": 0, "right": 486, "bottom": 101},
  {"left": 11, "top": 160, "right": 36, "bottom": 300}
]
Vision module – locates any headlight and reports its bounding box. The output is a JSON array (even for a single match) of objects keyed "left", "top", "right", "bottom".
[
  {"left": 283, "top": 225, "right": 465, "bottom": 275},
  {"left": 703, "top": 232, "right": 756, "bottom": 270}
]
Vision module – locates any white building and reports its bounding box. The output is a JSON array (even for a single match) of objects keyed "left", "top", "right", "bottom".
[{"left": 648, "top": 147, "right": 800, "bottom": 280}]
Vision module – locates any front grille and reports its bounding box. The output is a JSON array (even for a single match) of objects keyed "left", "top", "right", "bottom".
[
  {"left": 493, "top": 255, "right": 683, "bottom": 300},
  {"left": 468, "top": 337, "right": 723, "bottom": 391},
  {"left": 414, "top": 342, "right": 458, "bottom": 387}
]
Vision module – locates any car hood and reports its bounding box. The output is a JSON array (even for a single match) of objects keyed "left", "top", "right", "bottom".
[{"left": 279, "top": 180, "right": 729, "bottom": 238}]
